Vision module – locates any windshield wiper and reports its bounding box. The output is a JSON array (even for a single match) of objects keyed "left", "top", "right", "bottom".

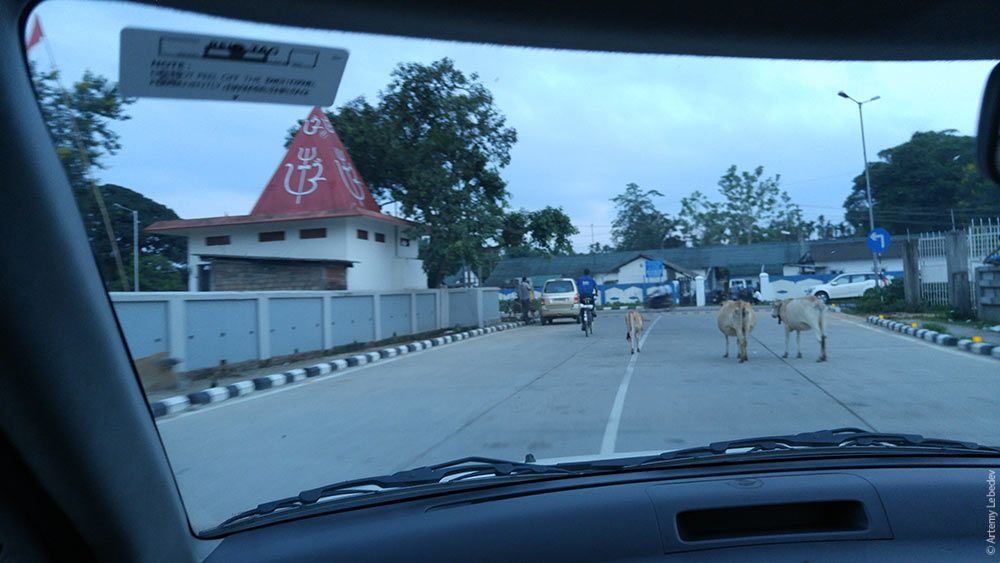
[
  {"left": 619, "top": 428, "right": 1000, "bottom": 469},
  {"left": 219, "top": 456, "right": 578, "bottom": 527},
  {"left": 220, "top": 429, "right": 999, "bottom": 529}
]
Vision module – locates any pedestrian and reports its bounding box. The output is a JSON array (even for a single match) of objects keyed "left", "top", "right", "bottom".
[{"left": 517, "top": 277, "right": 532, "bottom": 323}]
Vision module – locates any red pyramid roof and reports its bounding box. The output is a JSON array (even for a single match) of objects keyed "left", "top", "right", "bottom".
[{"left": 251, "top": 107, "right": 381, "bottom": 215}]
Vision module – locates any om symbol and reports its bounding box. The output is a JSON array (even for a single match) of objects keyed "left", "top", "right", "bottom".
[{"left": 301, "top": 114, "right": 334, "bottom": 138}]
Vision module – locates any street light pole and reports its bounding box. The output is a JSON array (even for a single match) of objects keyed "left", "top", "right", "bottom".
[
  {"left": 838, "top": 90, "right": 881, "bottom": 277},
  {"left": 113, "top": 203, "right": 139, "bottom": 291}
]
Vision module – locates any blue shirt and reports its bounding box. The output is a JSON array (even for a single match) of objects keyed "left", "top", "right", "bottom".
[{"left": 577, "top": 275, "right": 597, "bottom": 296}]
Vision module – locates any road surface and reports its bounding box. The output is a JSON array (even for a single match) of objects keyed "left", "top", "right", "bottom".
[{"left": 156, "top": 308, "right": 999, "bottom": 530}]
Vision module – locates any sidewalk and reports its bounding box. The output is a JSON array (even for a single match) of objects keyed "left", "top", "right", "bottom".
[
  {"left": 145, "top": 323, "right": 526, "bottom": 418},
  {"left": 145, "top": 326, "right": 484, "bottom": 403},
  {"left": 894, "top": 317, "right": 1000, "bottom": 347}
]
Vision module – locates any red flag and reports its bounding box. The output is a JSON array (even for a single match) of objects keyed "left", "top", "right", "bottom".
[{"left": 26, "top": 16, "right": 43, "bottom": 50}]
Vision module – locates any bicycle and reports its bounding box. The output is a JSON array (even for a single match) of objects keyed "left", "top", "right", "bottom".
[{"left": 580, "top": 296, "right": 595, "bottom": 337}]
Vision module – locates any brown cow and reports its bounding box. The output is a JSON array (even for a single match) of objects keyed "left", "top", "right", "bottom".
[
  {"left": 625, "top": 310, "right": 647, "bottom": 354},
  {"left": 717, "top": 300, "right": 757, "bottom": 362}
]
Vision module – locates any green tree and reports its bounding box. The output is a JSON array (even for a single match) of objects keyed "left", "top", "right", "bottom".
[
  {"left": 123, "top": 255, "right": 186, "bottom": 291},
  {"left": 678, "top": 190, "right": 729, "bottom": 246},
  {"left": 812, "top": 214, "right": 855, "bottom": 239},
  {"left": 500, "top": 206, "right": 578, "bottom": 257},
  {"left": 843, "top": 130, "right": 999, "bottom": 233},
  {"left": 610, "top": 183, "right": 682, "bottom": 250},
  {"left": 294, "top": 58, "right": 517, "bottom": 287},
  {"left": 587, "top": 242, "right": 615, "bottom": 254},
  {"left": 99, "top": 184, "right": 187, "bottom": 290},
  {"left": 717, "top": 165, "right": 781, "bottom": 245},
  {"left": 29, "top": 65, "right": 189, "bottom": 289},
  {"left": 762, "top": 192, "right": 809, "bottom": 242},
  {"left": 31, "top": 64, "right": 133, "bottom": 190},
  {"left": 679, "top": 165, "right": 807, "bottom": 246}
]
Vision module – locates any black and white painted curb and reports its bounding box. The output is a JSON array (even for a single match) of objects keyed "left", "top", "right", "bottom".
[
  {"left": 150, "top": 322, "right": 526, "bottom": 419},
  {"left": 866, "top": 316, "right": 1000, "bottom": 359}
]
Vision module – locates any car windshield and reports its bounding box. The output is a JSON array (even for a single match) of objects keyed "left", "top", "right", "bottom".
[
  {"left": 545, "top": 281, "right": 575, "bottom": 293},
  {"left": 22, "top": 0, "right": 1000, "bottom": 534}
]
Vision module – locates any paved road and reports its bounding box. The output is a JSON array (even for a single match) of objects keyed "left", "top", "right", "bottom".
[{"left": 157, "top": 308, "right": 999, "bottom": 530}]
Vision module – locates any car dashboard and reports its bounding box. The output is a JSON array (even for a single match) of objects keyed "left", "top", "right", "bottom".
[{"left": 203, "top": 458, "right": 997, "bottom": 561}]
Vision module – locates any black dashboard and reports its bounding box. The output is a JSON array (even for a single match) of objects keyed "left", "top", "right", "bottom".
[{"left": 205, "top": 459, "right": 998, "bottom": 561}]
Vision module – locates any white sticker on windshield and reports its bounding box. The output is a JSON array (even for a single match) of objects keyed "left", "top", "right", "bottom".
[{"left": 119, "top": 28, "right": 348, "bottom": 106}]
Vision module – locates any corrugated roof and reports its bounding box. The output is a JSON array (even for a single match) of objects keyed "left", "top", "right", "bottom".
[
  {"left": 806, "top": 237, "right": 905, "bottom": 262},
  {"left": 486, "top": 236, "right": 920, "bottom": 286},
  {"left": 485, "top": 242, "right": 800, "bottom": 286}
]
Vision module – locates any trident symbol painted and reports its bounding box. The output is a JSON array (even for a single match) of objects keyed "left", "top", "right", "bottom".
[{"left": 283, "top": 147, "right": 325, "bottom": 203}]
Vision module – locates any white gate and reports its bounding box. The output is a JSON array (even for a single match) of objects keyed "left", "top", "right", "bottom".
[
  {"left": 969, "top": 217, "right": 1000, "bottom": 263},
  {"left": 917, "top": 231, "right": 948, "bottom": 305},
  {"left": 917, "top": 218, "right": 1000, "bottom": 307}
]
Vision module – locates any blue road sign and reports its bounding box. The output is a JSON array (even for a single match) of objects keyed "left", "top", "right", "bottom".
[
  {"left": 645, "top": 259, "right": 663, "bottom": 278},
  {"left": 867, "top": 228, "right": 891, "bottom": 253}
]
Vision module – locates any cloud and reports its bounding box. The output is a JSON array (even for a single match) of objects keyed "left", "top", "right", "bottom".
[{"left": 29, "top": 1, "right": 997, "bottom": 251}]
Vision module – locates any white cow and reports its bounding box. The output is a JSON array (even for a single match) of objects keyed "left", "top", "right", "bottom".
[
  {"left": 771, "top": 296, "right": 827, "bottom": 362},
  {"left": 717, "top": 300, "right": 756, "bottom": 363}
]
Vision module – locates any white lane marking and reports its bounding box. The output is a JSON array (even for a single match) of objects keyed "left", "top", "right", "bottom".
[
  {"left": 835, "top": 316, "right": 999, "bottom": 365},
  {"left": 600, "top": 315, "right": 661, "bottom": 455},
  {"left": 156, "top": 324, "right": 525, "bottom": 424}
]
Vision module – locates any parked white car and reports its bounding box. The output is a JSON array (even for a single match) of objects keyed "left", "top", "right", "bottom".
[{"left": 806, "top": 273, "right": 891, "bottom": 302}]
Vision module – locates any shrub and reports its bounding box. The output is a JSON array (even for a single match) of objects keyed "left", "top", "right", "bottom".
[
  {"left": 921, "top": 322, "right": 949, "bottom": 335},
  {"left": 855, "top": 278, "right": 929, "bottom": 315}
]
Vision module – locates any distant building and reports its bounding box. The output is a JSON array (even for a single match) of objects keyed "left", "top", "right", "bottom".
[
  {"left": 487, "top": 237, "right": 908, "bottom": 290},
  {"left": 787, "top": 238, "right": 905, "bottom": 276},
  {"left": 148, "top": 107, "right": 426, "bottom": 292},
  {"left": 486, "top": 251, "right": 703, "bottom": 288},
  {"left": 443, "top": 265, "right": 481, "bottom": 288}
]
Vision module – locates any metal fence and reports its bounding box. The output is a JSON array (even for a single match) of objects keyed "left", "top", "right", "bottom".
[
  {"left": 969, "top": 217, "right": 1000, "bottom": 262},
  {"left": 920, "top": 282, "right": 949, "bottom": 306},
  {"left": 916, "top": 218, "right": 1000, "bottom": 308},
  {"left": 917, "top": 231, "right": 947, "bottom": 259}
]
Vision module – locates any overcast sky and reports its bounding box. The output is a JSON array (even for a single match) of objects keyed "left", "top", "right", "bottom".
[{"left": 28, "top": 1, "right": 998, "bottom": 251}]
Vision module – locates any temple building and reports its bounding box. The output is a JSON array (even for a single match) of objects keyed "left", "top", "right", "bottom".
[{"left": 148, "top": 107, "right": 426, "bottom": 291}]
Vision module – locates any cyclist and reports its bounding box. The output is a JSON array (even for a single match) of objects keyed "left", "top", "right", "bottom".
[{"left": 577, "top": 268, "right": 598, "bottom": 331}]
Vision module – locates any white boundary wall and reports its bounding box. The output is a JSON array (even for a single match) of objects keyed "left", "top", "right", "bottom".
[{"left": 110, "top": 288, "right": 500, "bottom": 372}]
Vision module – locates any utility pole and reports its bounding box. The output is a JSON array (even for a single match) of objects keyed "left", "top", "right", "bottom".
[
  {"left": 112, "top": 203, "right": 139, "bottom": 291},
  {"left": 839, "top": 90, "right": 881, "bottom": 276}
]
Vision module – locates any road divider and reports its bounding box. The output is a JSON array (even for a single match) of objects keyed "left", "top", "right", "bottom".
[
  {"left": 866, "top": 316, "right": 999, "bottom": 359},
  {"left": 149, "top": 322, "right": 526, "bottom": 419}
]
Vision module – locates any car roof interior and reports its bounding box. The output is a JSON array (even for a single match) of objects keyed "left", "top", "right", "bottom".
[
  {"left": 2, "top": 0, "right": 999, "bottom": 560},
  {"left": 149, "top": 0, "right": 1000, "bottom": 61}
]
